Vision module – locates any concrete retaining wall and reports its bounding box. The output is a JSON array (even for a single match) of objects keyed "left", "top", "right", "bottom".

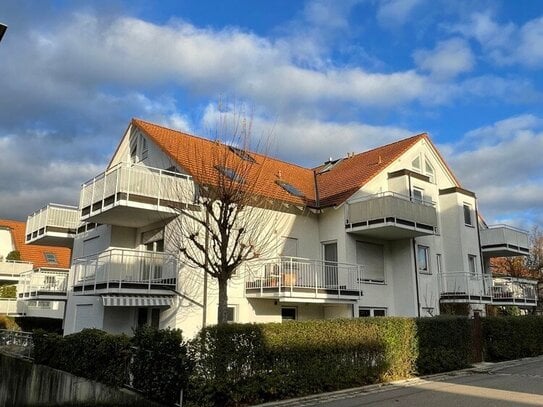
[{"left": 0, "top": 352, "right": 160, "bottom": 406}]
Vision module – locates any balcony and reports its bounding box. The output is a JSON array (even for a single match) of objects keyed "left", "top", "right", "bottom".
[
  {"left": 345, "top": 192, "right": 437, "bottom": 240},
  {"left": 26, "top": 204, "right": 79, "bottom": 247},
  {"left": 245, "top": 257, "right": 366, "bottom": 303},
  {"left": 492, "top": 277, "right": 537, "bottom": 306},
  {"left": 0, "top": 261, "right": 33, "bottom": 282},
  {"left": 72, "top": 249, "right": 178, "bottom": 295},
  {"left": 439, "top": 272, "right": 493, "bottom": 303},
  {"left": 480, "top": 225, "right": 530, "bottom": 257},
  {"left": 17, "top": 270, "right": 68, "bottom": 301},
  {"left": 0, "top": 299, "right": 18, "bottom": 315},
  {"left": 79, "top": 163, "right": 198, "bottom": 228}
]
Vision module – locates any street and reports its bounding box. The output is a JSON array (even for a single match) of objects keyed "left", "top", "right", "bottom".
[{"left": 263, "top": 357, "right": 543, "bottom": 407}]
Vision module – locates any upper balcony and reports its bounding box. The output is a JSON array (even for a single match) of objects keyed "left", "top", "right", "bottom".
[
  {"left": 72, "top": 248, "right": 178, "bottom": 295},
  {"left": 492, "top": 277, "right": 537, "bottom": 306},
  {"left": 439, "top": 271, "right": 493, "bottom": 303},
  {"left": 480, "top": 225, "right": 530, "bottom": 257},
  {"left": 245, "top": 256, "right": 369, "bottom": 303},
  {"left": 17, "top": 269, "right": 68, "bottom": 301},
  {"left": 26, "top": 204, "right": 79, "bottom": 247},
  {"left": 0, "top": 299, "right": 19, "bottom": 316},
  {"left": 79, "top": 163, "right": 198, "bottom": 228},
  {"left": 0, "top": 261, "right": 33, "bottom": 282},
  {"left": 345, "top": 192, "right": 437, "bottom": 240}
]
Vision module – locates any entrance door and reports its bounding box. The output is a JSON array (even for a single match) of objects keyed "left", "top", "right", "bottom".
[{"left": 323, "top": 242, "right": 338, "bottom": 288}]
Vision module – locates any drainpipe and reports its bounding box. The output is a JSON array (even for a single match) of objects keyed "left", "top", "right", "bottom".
[
  {"left": 475, "top": 202, "right": 488, "bottom": 300},
  {"left": 202, "top": 207, "right": 209, "bottom": 327},
  {"left": 412, "top": 238, "right": 421, "bottom": 317}
]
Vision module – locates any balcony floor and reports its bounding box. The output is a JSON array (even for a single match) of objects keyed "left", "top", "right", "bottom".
[
  {"left": 346, "top": 219, "right": 435, "bottom": 240},
  {"left": 246, "top": 286, "right": 361, "bottom": 303}
]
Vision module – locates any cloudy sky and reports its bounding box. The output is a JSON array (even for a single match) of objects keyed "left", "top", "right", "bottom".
[{"left": 0, "top": 0, "right": 542, "bottom": 227}]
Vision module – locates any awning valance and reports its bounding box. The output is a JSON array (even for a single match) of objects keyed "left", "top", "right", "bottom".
[{"left": 101, "top": 294, "right": 173, "bottom": 307}]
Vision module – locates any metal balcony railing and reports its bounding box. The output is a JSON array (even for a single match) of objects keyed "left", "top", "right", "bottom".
[
  {"left": 0, "top": 260, "right": 33, "bottom": 277},
  {"left": 245, "top": 256, "right": 374, "bottom": 298},
  {"left": 25, "top": 203, "right": 79, "bottom": 243},
  {"left": 72, "top": 249, "right": 178, "bottom": 293},
  {"left": 492, "top": 277, "right": 537, "bottom": 303},
  {"left": 80, "top": 163, "right": 196, "bottom": 218},
  {"left": 0, "top": 299, "right": 18, "bottom": 315},
  {"left": 439, "top": 271, "right": 493, "bottom": 299},
  {"left": 17, "top": 270, "right": 68, "bottom": 298}
]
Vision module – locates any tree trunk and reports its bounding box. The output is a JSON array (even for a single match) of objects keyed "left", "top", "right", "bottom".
[{"left": 217, "top": 276, "right": 229, "bottom": 325}]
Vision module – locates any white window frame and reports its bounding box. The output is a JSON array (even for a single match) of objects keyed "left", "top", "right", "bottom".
[
  {"left": 463, "top": 203, "right": 473, "bottom": 226},
  {"left": 468, "top": 255, "right": 477, "bottom": 276},
  {"left": 412, "top": 187, "right": 424, "bottom": 203},
  {"left": 417, "top": 245, "right": 430, "bottom": 274},
  {"left": 358, "top": 307, "right": 387, "bottom": 317}
]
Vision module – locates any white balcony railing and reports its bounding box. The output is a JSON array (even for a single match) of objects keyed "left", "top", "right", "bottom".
[
  {"left": 439, "top": 271, "right": 493, "bottom": 299},
  {"left": 0, "top": 299, "right": 18, "bottom": 315},
  {"left": 0, "top": 261, "right": 33, "bottom": 278},
  {"left": 245, "top": 256, "right": 370, "bottom": 298},
  {"left": 492, "top": 277, "right": 537, "bottom": 303},
  {"left": 80, "top": 163, "right": 196, "bottom": 217},
  {"left": 480, "top": 225, "right": 530, "bottom": 256},
  {"left": 72, "top": 249, "right": 178, "bottom": 293},
  {"left": 17, "top": 270, "right": 68, "bottom": 298},
  {"left": 25, "top": 203, "right": 79, "bottom": 243}
]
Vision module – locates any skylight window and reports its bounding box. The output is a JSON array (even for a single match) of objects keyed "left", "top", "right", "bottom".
[
  {"left": 44, "top": 252, "right": 57, "bottom": 264},
  {"left": 318, "top": 158, "right": 343, "bottom": 174},
  {"left": 276, "top": 180, "right": 304, "bottom": 197},
  {"left": 215, "top": 165, "right": 245, "bottom": 183},
  {"left": 229, "top": 146, "right": 256, "bottom": 163}
]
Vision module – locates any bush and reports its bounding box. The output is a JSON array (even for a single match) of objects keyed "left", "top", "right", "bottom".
[
  {"left": 0, "top": 315, "right": 20, "bottom": 330},
  {"left": 0, "top": 284, "right": 16, "bottom": 298},
  {"left": 482, "top": 316, "right": 543, "bottom": 361},
  {"left": 6, "top": 250, "right": 21, "bottom": 261},
  {"left": 189, "top": 318, "right": 417, "bottom": 406},
  {"left": 131, "top": 326, "right": 194, "bottom": 405},
  {"left": 416, "top": 316, "right": 472, "bottom": 374}
]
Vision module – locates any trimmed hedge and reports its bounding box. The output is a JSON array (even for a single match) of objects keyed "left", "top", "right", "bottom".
[
  {"left": 416, "top": 316, "right": 472, "bottom": 374},
  {"left": 189, "top": 318, "right": 417, "bottom": 406},
  {"left": 482, "top": 316, "right": 543, "bottom": 361}
]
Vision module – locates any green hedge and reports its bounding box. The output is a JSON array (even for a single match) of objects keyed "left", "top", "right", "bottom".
[
  {"left": 482, "top": 316, "right": 543, "bottom": 361},
  {"left": 189, "top": 318, "right": 417, "bottom": 406},
  {"left": 416, "top": 316, "right": 472, "bottom": 374}
]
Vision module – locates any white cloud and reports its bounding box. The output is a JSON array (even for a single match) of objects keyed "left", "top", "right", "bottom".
[
  {"left": 413, "top": 38, "right": 475, "bottom": 79},
  {"left": 377, "top": 0, "right": 424, "bottom": 27}
]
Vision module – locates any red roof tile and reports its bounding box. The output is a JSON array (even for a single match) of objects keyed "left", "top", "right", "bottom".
[{"left": 0, "top": 219, "right": 71, "bottom": 269}]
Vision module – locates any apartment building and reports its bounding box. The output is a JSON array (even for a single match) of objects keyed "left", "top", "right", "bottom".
[
  {"left": 0, "top": 218, "right": 72, "bottom": 322},
  {"left": 24, "top": 119, "right": 534, "bottom": 338}
]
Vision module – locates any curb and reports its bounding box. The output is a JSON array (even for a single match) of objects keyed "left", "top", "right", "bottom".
[{"left": 255, "top": 355, "right": 543, "bottom": 406}]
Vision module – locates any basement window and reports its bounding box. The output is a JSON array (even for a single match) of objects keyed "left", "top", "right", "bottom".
[
  {"left": 215, "top": 165, "right": 245, "bottom": 183},
  {"left": 276, "top": 180, "right": 304, "bottom": 197},
  {"left": 229, "top": 146, "right": 256, "bottom": 163},
  {"left": 44, "top": 252, "right": 58, "bottom": 264}
]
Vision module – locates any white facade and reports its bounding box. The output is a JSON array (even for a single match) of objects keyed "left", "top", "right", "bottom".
[{"left": 36, "top": 122, "right": 533, "bottom": 337}]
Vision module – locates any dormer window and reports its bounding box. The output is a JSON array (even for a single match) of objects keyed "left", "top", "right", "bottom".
[
  {"left": 215, "top": 165, "right": 245, "bottom": 183},
  {"left": 229, "top": 146, "right": 256, "bottom": 163},
  {"left": 276, "top": 180, "right": 304, "bottom": 197}
]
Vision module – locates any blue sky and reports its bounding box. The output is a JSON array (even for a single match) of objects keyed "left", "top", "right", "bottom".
[{"left": 0, "top": 0, "right": 542, "bottom": 228}]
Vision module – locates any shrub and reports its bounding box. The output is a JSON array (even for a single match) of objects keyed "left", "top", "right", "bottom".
[
  {"left": 131, "top": 326, "right": 194, "bottom": 405},
  {"left": 482, "top": 316, "right": 543, "bottom": 361},
  {"left": 5, "top": 250, "right": 21, "bottom": 261},
  {"left": 0, "top": 315, "right": 20, "bottom": 330},
  {"left": 416, "top": 316, "right": 472, "bottom": 374},
  {"left": 0, "top": 284, "right": 16, "bottom": 298},
  {"left": 189, "top": 318, "right": 417, "bottom": 406}
]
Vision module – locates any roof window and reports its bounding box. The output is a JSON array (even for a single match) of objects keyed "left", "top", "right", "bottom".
[
  {"left": 215, "top": 165, "right": 245, "bottom": 183},
  {"left": 44, "top": 252, "right": 57, "bottom": 264},
  {"left": 229, "top": 146, "right": 256, "bottom": 163},
  {"left": 276, "top": 180, "right": 304, "bottom": 197},
  {"left": 318, "top": 158, "right": 343, "bottom": 174}
]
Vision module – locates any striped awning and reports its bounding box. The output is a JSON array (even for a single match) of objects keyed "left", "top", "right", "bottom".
[{"left": 101, "top": 294, "right": 173, "bottom": 307}]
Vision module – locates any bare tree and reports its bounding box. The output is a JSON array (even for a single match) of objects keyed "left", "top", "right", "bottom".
[
  {"left": 166, "top": 101, "right": 279, "bottom": 325},
  {"left": 527, "top": 225, "right": 543, "bottom": 277}
]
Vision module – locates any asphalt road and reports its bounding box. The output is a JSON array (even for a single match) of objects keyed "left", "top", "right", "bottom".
[{"left": 263, "top": 357, "right": 543, "bottom": 407}]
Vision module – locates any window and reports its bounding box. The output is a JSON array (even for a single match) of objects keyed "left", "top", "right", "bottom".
[
  {"left": 417, "top": 245, "right": 430, "bottom": 273},
  {"left": 359, "top": 308, "right": 387, "bottom": 317},
  {"left": 412, "top": 156, "right": 421, "bottom": 170},
  {"left": 463, "top": 204, "right": 473, "bottom": 226},
  {"left": 281, "top": 237, "right": 298, "bottom": 258},
  {"left": 44, "top": 252, "right": 57, "bottom": 264},
  {"left": 141, "top": 136, "right": 148, "bottom": 160},
  {"left": 215, "top": 165, "right": 245, "bottom": 183},
  {"left": 425, "top": 159, "right": 435, "bottom": 182},
  {"left": 323, "top": 242, "right": 338, "bottom": 287},
  {"left": 318, "top": 158, "right": 343, "bottom": 174},
  {"left": 412, "top": 187, "right": 424, "bottom": 203},
  {"left": 276, "top": 180, "right": 304, "bottom": 197},
  {"left": 130, "top": 142, "right": 137, "bottom": 163},
  {"left": 281, "top": 307, "right": 297, "bottom": 321},
  {"left": 436, "top": 254, "right": 442, "bottom": 274},
  {"left": 226, "top": 306, "right": 236, "bottom": 322},
  {"left": 468, "top": 255, "right": 477, "bottom": 276},
  {"left": 229, "top": 146, "right": 256, "bottom": 163}
]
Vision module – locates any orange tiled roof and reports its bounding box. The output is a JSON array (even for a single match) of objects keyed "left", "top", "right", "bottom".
[
  {"left": 131, "top": 119, "right": 447, "bottom": 209},
  {"left": 0, "top": 219, "right": 71, "bottom": 269}
]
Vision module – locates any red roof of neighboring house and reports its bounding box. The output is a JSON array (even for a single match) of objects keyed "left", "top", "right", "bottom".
[
  {"left": 131, "top": 119, "right": 454, "bottom": 208},
  {"left": 0, "top": 219, "right": 71, "bottom": 269}
]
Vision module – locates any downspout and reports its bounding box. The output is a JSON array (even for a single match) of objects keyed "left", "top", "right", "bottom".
[
  {"left": 313, "top": 169, "right": 320, "bottom": 209},
  {"left": 475, "top": 202, "right": 488, "bottom": 299},
  {"left": 408, "top": 172, "right": 421, "bottom": 317},
  {"left": 202, "top": 208, "right": 209, "bottom": 327}
]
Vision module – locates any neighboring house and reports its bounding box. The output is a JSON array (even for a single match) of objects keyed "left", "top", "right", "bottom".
[
  {"left": 24, "top": 119, "right": 534, "bottom": 338},
  {"left": 0, "top": 219, "right": 72, "bottom": 321}
]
